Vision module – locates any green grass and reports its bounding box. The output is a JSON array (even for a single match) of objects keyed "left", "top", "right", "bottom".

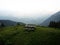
[{"left": 0, "top": 26, "right": 60, "bottom": 45}]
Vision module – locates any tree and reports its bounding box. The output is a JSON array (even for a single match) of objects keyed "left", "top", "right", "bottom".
[
  {"left": 0, "top": 23, "right": 5, "bottom": 30},
  {"left": 56, "top": 21, "right": 60, "bottom": 28},
  {"left": 48, "top": 21, "right": 60, "bottom": 28},
  {"left": 49, "top": 21, "right": 55, "bottom": 28},
  {"left": 0, "top": 23, "right": 5, "bottom": 28},
  {"left": 17, "top": 22, "right": 20, "bottom": 26}
]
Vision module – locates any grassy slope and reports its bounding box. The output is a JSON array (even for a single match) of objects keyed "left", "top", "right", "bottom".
[{"left": 0, "top": 26, "right": 60, "bottom": 45}]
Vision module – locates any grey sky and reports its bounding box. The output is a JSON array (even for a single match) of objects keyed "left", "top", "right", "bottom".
[{"left": 0, "top": 0, "right": 60, "bottom": 17}]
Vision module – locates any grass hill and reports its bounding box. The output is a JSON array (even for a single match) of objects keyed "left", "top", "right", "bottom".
[{"left": 0, "top": 26, "right": 60, "bottom": 45}]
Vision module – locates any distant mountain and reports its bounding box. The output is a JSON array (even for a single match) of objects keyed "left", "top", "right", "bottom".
[
  {"left": 0, "top": 11, "right": 52, "bottom": 25},
  {"left": 0, "top": 11, "right": 54, "bottom": 25},
  {"left": 17, "top": 15, "right": 51, "bottom": 25},
  {"left": 0, "top": 15, "right": 35, "bottom": 24},
  {"left": 0, "top": 15, "right": 51, "bottom": 25},
  {"left": 0, "top": 20, "right": 25, "bottom": 26},
  {"left": 0, "top": 20, "right": 17, "bottom": 26},
  {"left": 40, "top": 11, "right": 60, "bottom": 26}
]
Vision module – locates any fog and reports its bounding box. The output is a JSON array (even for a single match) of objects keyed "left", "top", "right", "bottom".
[{"left": 0, "top": 0, "right": 60, "bottom": 18}]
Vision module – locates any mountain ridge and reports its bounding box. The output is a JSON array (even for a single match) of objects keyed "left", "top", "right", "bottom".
[{"left": 40, "top": 11, "right": 60, "bottom": 26}]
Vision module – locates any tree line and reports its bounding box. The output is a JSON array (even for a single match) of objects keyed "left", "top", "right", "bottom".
[{"left": 48, "top": 21, "right": 60, "bottom": 28}]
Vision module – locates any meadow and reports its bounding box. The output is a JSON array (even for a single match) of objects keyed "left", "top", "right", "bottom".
[{"left": 0, "top": 26, "right": 60, "bottom": 45}]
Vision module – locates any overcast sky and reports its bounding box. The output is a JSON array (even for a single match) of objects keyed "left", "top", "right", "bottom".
[{"left": 0, "top": 0, "right": 60, "bottom": 17}]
